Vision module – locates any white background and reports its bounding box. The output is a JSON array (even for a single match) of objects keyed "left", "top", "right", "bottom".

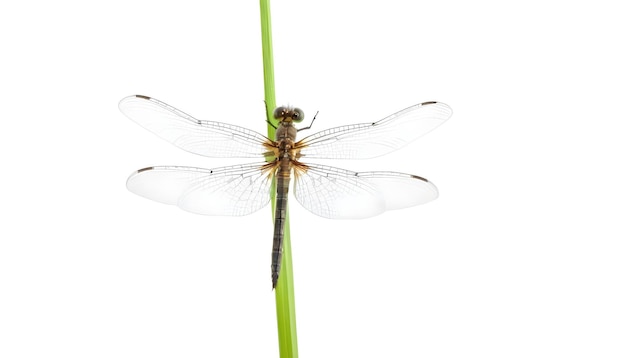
[{"left": 1, "top": 1, "right": 625, "bottom": 357}]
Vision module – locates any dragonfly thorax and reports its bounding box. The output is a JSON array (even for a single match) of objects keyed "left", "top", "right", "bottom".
[{"left": 275, "top": 123, "right": 298, "bottom": 149}]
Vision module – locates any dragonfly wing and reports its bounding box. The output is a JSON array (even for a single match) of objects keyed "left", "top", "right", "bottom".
[
  {"left": 127, "top": 163, "right": 275, "bottom": 216},
  {"left": 120, "top": 95, "right": 273, "bottom": 158},
  {"left": 296, "top": 101, "right": 452, "bottom": 159},
  {"left": 292, "top": 163, "right": 438, "bottom": 219}
]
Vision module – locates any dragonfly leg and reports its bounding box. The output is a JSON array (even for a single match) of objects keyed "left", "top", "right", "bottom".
[
  {"left": 264, "top": 100, "right": 278, "bottom": 129},
  {"left": 297, "top": 110, "right": 319, "bottom": 132}
]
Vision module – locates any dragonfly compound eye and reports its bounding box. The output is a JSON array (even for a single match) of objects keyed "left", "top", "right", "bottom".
[
  {"left": 273, "top": 106, "right": 287, "bottom": 120},
  {"left": 292, "top": 108, "right": 304, "bottom": 123}
]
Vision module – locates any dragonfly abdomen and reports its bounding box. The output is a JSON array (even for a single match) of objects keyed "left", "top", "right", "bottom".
[{"left": 271, "top": 157, "right": 292, "bottom": 289}]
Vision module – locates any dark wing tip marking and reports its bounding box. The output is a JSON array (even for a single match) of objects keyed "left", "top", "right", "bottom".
[
  {"left": 135, "top": 95, "right": 151, "bottom": 100},
  {"left": 421, "top": 101, "right": 438, "bottom": 105},
  {"left": 411, "top": 174, "right": 429, "bottom": 182},
  {"left": 137, "top": 166, "right": 154, "bottom": 173}
]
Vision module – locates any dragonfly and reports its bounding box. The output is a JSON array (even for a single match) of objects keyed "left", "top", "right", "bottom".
[{"left": 120, "top": 95, "right": 452, "bottom": 288}]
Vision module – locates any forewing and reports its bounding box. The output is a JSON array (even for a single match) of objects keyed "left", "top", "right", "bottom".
[
  {"left": 296, "top": 101, "right": 452, "bottom": 159},
  {"left": 119, "top": 95, "right": 274, "bottom": 158},
  {"left": 126, "top": 163, "right": 275, "bottom": 216},
  {"left": 293, "top": 163, "right": 438, "bottom": 219}
]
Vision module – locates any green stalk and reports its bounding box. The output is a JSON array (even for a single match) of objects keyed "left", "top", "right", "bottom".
[{"left": 259, "top": 1, "right": 299, "bottom": 357}]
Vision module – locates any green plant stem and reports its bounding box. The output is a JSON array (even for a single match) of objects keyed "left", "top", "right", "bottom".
[{"left": 259, "top": 1, "right": 299, "bottom": 357}]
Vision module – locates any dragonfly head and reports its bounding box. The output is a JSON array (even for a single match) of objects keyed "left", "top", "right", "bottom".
[{"left": 273, "top": 106, "right": 304, "bottom": 124}]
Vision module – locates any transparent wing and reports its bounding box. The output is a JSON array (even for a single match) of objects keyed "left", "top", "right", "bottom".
[
  {"left": 126, "top": 163, "right": 275, "bottom": 216},
  {"left": 119, "top": 95, "right": 273, "bottom": 158},
  {"left": 293, "top": 163, "right": 438, "bottom": 219},
  {"left": 296, "top": 101, "right": 452, "bottom": 159}
]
